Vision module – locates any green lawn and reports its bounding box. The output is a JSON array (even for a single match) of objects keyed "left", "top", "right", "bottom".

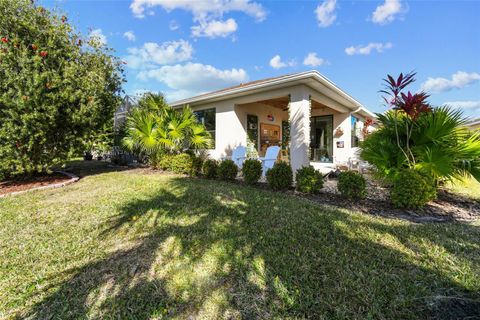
[
  {"left": 1, "top": 161, "right": 479, "bottom": 319},
  {"left": 447, "top": 176, "right": 480, "bottom": 200}
]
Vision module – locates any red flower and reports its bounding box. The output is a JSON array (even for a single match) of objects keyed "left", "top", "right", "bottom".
[
  {"left": 1, "top": 37, "right": 7, "bottom": 43},
  {"left": 40, "top": 51, "right": 48, "bottom": 57},
  {"left": 31, "top": 44, "right": 38, "bottom": 51}
]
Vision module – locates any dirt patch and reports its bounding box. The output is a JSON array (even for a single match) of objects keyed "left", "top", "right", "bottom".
[{"left": 0, "top": 172, "right": 71, "bottom": 196}]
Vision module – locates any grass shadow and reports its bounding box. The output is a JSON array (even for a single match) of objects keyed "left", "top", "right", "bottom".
[{"left": 24, "top": 176, "right": 480, "bottom": 319}]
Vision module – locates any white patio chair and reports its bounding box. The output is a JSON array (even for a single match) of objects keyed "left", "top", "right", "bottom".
[
  {"left": 223, "top": 146, "right": 247, "bottom": 169},
  {"left": 348, "top": 149, "right": 372, "bottom": 173},
  {"left": 259, "top": 146, "right": 281, "bottom": 176}
]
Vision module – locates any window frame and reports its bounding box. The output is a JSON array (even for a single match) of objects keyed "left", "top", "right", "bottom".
[{"left": 193, "top": 107, "right": 216, "bottom": 149}]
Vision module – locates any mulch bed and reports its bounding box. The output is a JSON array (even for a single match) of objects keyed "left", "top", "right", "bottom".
[
  {"left": 300, "top": 178, "right": 480, "bottom": 223},
  {"left": 0, "top": 172, "right": 71, "bottom": 196}
]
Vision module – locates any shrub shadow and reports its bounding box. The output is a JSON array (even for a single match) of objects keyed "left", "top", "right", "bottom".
[{"left": 24, "top": 177, "right": 480, "bottom": 319}]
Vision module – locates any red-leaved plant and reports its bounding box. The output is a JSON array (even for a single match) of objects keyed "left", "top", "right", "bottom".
[{"left": 381, "top": 72, "right": 431, "bottom": 166}]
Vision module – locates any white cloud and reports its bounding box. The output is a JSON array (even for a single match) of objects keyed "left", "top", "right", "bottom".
[
  {"left": 315, "top": 0, "right": 337, "bottom": 28},
  {"left": 88, "top": 29, "right": 107, "bottom": 46},
  {"left": 345, "top": 42, "right": 392, "bottom": 55},
  {"left": 137, "top": 62, "right": 249, "bottom": 101},
  {"left": 169, "top": 19, "right": 179, "bottom": 30},
  {"left": 131, "top": 0, "right": 265, "bottom": 39},
  {"left": 123, "top": 30, "right": 136, "bottom": 41},
  {"left": 303, "top": 52, "right": 325, "bottom": 67},
  {"left": 269, "top": 55, "right": 296, "bottom": 69},
  {"left": 130, "top": 0, "right": 267, "bottom": 21},
  {"left": 371, "top": 0, "right": 405, "bottom": 25},
  {"left": 421, "top": 71, "right": 480, "bottom": 93},
  {"left": 125, "top": 40, "right": 193, "bottom": 69},
  {"left": 444, "top": 100, "right": 480, "bottom": 110},
  {"left": 191, "top": 18, "right": 238, "bottom": 38}
]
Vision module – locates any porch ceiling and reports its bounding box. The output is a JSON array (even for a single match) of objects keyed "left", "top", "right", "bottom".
[
  {"left": 242, "top": 96, "right": 339, "bottom": 113},
  {"left": 256, "top": 96, "right": 289, "bottom": 109}
]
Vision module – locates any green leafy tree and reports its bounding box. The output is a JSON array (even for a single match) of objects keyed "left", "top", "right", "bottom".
[
  {"left": 122, "top": 93, "right": 212, "bottom": 165},
  {"left": 0, "top": 0, "right": 124, "bottom": 179}
]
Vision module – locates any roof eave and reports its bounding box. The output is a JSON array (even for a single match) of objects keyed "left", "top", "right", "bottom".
[{"left": 170, "top": 70, "right": 373, "bottom": 116}]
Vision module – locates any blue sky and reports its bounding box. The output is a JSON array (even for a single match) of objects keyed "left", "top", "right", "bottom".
[{"left": 42, "top": 0, "right": 480, "bottom": 116}]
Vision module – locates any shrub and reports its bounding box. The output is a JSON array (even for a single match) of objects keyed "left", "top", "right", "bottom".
[
  {"left": 217, "top": 160, "right": 238, "bottom": 181},
  {"left": 157, "top": 154, "right": 174, "bottom": 171},
  {"left": 0, "top": 0, "right": 124, "bottom": 179},
  {"left": 191, "top": 155, "right": 204, "bottom": 176},
  {"left": 361, "top": 72, "right": 480, "bottom": 185},
  {"left": 170, "top": 153, "right": 196, "bottom": 175},
  {"left": 338, "top": 171, "right": 367, "bottom": 200},
  {"left": 242, "top": 159, "right": 262, "bottom": 185},
  {"left": 296, "top": 166, "right": 324, "bottom": 193},
  {"left": 391, "top": 169, "right": 437, "bottom": 208},
  {"left": 202, "top": 159, "right": 218, "bottom": 179},
  {"left": 266, "top": 161, "right": 293, "bottom": 191}
]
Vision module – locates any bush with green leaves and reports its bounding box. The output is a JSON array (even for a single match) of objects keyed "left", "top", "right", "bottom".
[
  {"left": 156, "top": 154, "right": 173, "bottom": 171},
  {"left": 391, "top": 169, "right": 437, "bottom": 208},
  {"left": 170, "top": 154, "right": 197, "bottom": 175},
  {"left": 122, "top": 93, "right": 212, "bottom": 165},
  {"left": 0, "top": 0, "right": 124, "bottom": 180},
  {"left": 202, "top": 159, "right": 218, "bottom": 179},
  {"left": 266, "top": 161, "right": 293, "bottom": 191},
  {"left": 338, "top": 171, "right": 367, "bottom": 200},
  {"left": 361, "top": 73, "right": 480, "bottom": 185},
  {"left": 242, "top": 159, "right": 262, "bottom": 185},
  {"left": 296, "top": 166, "right": 324, "bottom": 193},
  {"left": 217, "top": 160, "right": 238, "bottom": 181}
]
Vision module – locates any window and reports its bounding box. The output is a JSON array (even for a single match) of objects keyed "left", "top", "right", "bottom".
[
  {"left": 194, "top": 108, "right": 216, "bottom": 148},
  {"left": 351, "top": 116, "right": 360, "bottom": 148},
  {"left": 310, "top": 115, "right": 333, "bottom": 163}
]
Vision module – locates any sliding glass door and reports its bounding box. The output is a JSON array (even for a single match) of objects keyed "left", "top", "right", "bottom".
[{"left": 310, "top": 115, "right": 333, "bottom": 163}]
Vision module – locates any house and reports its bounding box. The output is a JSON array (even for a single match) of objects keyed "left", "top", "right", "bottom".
[
  {"left": 170, "top": 70, "right": 376, "bottom": 173},
  {"left": 466, "top": 118, "right": 480, "bottom": 131},
  {"left": 114, "top": 95, "right": 138, "bottom": 129}
]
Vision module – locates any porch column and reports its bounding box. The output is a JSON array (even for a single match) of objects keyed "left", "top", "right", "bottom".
[{"left": 289, "top": 88, "right": 311, "bottom": 173}]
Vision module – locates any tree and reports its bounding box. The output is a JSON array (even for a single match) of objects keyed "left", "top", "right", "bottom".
[{"left": 0, "top": 0, "right": 125, "bottom": 179}]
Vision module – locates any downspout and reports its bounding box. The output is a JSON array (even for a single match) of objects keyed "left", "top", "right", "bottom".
[{"left": 350, "top": 106, "right": 363, "bottom": 115}]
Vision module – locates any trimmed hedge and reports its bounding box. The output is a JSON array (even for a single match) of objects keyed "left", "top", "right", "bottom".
[
  {"left": 170, "top": 154, "right": 195, "bottom": 175},
  {"left": 338, "top": 171, "right": 367, "bottom": 200},
  {"left": 202, "top": 159, "right": 218, "bottom": 179},
  {"left": 391, "top": 169, "right": 437, "bottom": 208},
  {"left": 157, "top": 153, "right": 201, "bottom": 176},
  {"left": 266, "top": 161, "right": 293, "bottom": 190},
  {"left": 217, "top": 160, "right": 238, "bottom": 181},
  {"left": 296, "top": 166, "right": 324, "bottom": 194},
  {"left": 242, "top": 159, "right": 262, "bottom": 185}
]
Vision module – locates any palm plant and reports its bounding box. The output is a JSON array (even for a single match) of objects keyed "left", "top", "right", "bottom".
[
  {"left": 122, "top": 94, "right": 212, "bottom": 165},
  {"left": 361, "top": 106, "right": 480, "bottom": 184}
]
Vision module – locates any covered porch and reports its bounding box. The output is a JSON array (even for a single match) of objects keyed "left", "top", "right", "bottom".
[{"left": 233, "top": 87, "right": 357, "bottom": 173}]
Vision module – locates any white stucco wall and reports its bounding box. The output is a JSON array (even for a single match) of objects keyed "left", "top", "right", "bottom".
[{"left": 187, "top": 84, "right": 364, "bottom": 171}]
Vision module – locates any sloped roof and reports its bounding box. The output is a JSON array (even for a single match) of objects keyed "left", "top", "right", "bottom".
[{"left": 170, "top": 70, "right": 375, "bottom": 118}]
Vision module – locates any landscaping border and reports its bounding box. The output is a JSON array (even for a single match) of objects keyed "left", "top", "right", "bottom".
[{"left": 0, "top": 171, "right": 79, "bottom": 198}]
